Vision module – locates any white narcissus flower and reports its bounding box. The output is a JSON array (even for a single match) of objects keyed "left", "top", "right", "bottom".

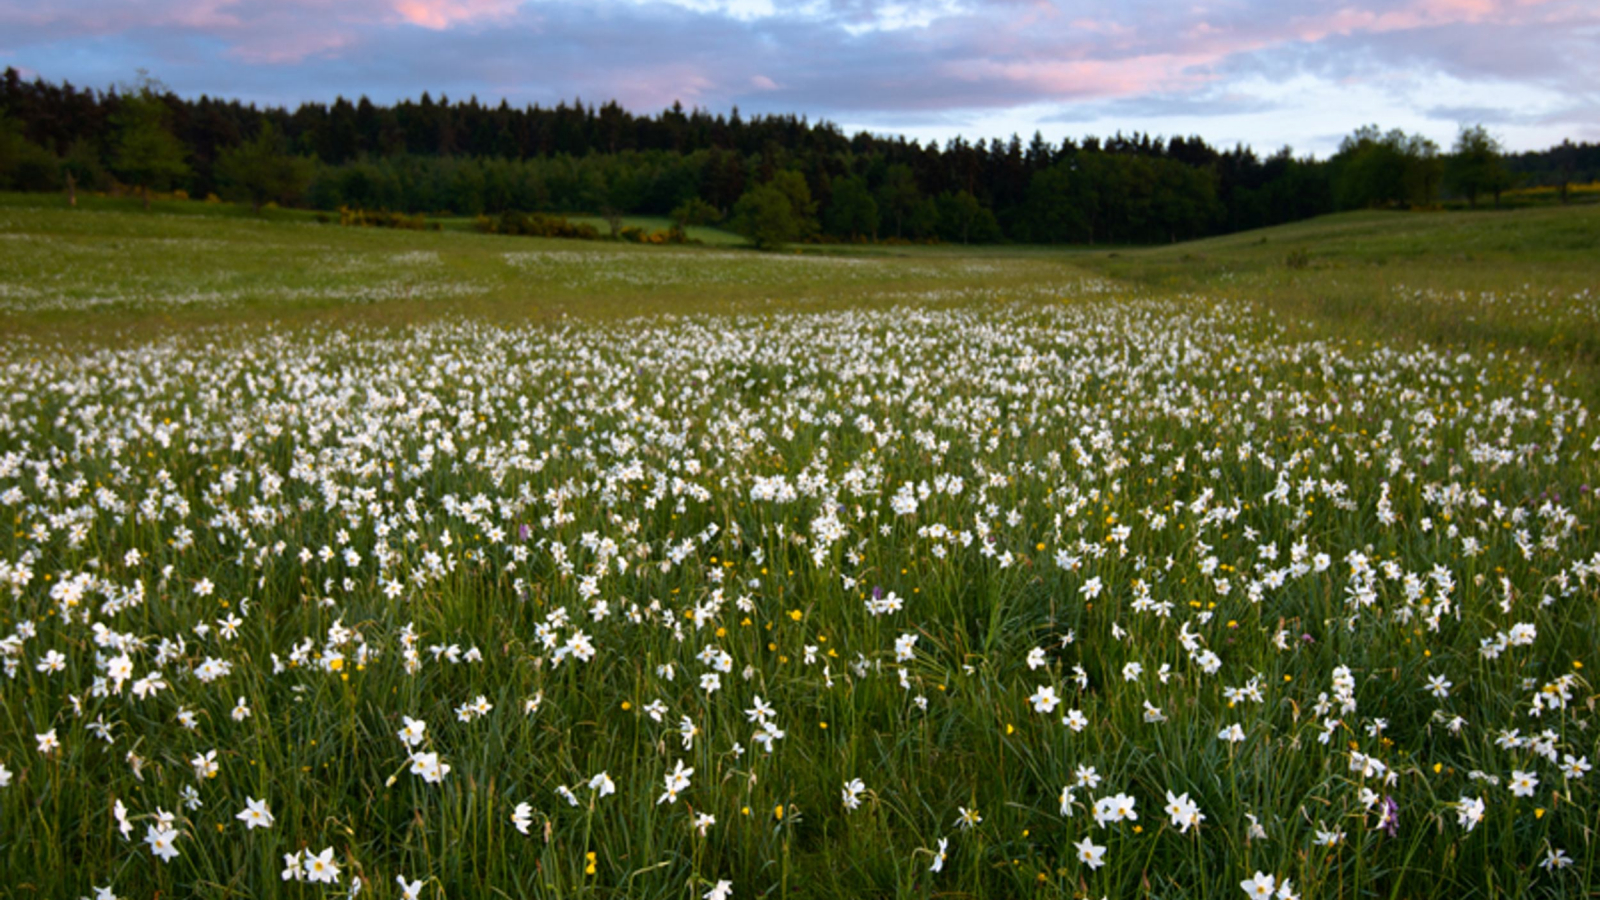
[
  {"left": 1561, "top": 754, "right": 1591, "bottom": 780},
  {"left": 113, "top": 800, "right": 132, "bottom": 840},
  {"left": 657, "top": 759, "right": 694, "bottom": 805},
  {"left": 397, "top": 716, "right": 427, "bottom": 747},
  {"left": 1164, "top": 790, "right": 1204, "bottom": 833},
  {"left": 1027, "top": 684, "right": 1060, "bottom": 714},
  {"left": 894, "top": 634, "right": 918, "bottom": 662},
  {"left": 1541, "top": 847, "right": 1574, "bottom": 870},
  {"left": 693, "top": 812, "right": 716, "bottom": 836},
  {"left": 512, "top": 801, "right": 533, "bottom": 835},
  {"left": 1092, "top": 793, "right": 1138, "bottom": 828},
  {"left": 303, "top": 846, "right": 341, "bottom": 884},
  {"left": 1456, "top": 796, "right": 1485, "bottom": 832},
  {"left": 191, "top": 749, "right": 218, "bottom": 780},
  {"left": 1074, "top": 835, "right": 1106, "bottom": 869},
  {"left": 1058, "top": 785, "right": 1076, "bottom": 817},
  {"left": 1241, "top": 871, "right": 1276, "bottom": 898},
  {"left": 1245, "top": 812, "right": 1267, "bottom": 840},
  {"left": 841, "top": 778, "right": 866, "bottom": 811},
  {"left": 408, "top": 751, "right": 449, "bottom": 784},
  {"left": 106, "top": 655, "right": 134, "bottom": 686},
  {"left": 235, "top": 796, "right": 274, "bottom": 830},
  {"left": 145, "top": 824, "right": 180, "bottom": 863}
]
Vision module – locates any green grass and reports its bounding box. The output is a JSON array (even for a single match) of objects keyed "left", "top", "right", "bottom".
[
  {"left": 0, "top": 190, "right": 330, "bottom": 223},
  {"left": 0, "top": 193, "right": 1082, "bottom": 340},
  {"left": 1073, "top": 207, "right": 1600, "bottom": 379},
  {"left": 563, "top": 214, "right": 746, "bottom": 245},
  {"left": 1, "top": 198, "right": 1599, "bottom": 900},
  {"left": 2, "top": 195, "right": 1596, "bottom": 400},
  {"left": 421, "top": 212, "right": 744, "bottom": 245}
]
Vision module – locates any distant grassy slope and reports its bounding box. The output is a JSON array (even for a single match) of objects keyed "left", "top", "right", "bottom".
[
  {"left": 0, "top": 193, "right": 1082, "bottom": 340},
  {"left": 1075, "top": 206, "right": 1600, "bottom": 371},
  {"left": 5, "top": 193, "right": 1598, "bottom": 390},
  {"left": 564, "top": 214, "right": 745, "bottom": 245},
  {"left": 0, "top": 191, "right": 328, "bottom": 223},
  {"left": 0, "top": 193, "right": 746, "bottom": 243},
  {"left": 424, "top": 212, "right": 744, "bottom": 245}
]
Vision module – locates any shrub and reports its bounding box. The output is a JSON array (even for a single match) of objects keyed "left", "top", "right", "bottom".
[
  {"left": 338, "top": 206, "right": 438, "bottom": 230},
  {"left": 476, "top": 210, "right": 601, "bottom": 240}
]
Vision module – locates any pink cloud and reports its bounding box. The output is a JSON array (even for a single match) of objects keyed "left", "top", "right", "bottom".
[
  {"left": 226, "top": 30, "right": 358, "bottom": 65},
  {"left": 1288, "top": 0, "right": 1566, "bottom": 42},
  {"left": 955, "top": 53, "right": 1219, "bottom": 100},
  {"left": 0, "top": 0, "right": 526, "bottom": 65},
  {"left": 607, "top": 66, "right": 716, "bottom": 109},
  {"left": 390, "top": 0, "right": 522, "bottom": 30},
  {"left": 918, "top": 0, "right": 1590, "bottom": 110}
]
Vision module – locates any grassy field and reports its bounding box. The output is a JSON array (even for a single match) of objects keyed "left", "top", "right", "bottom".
[
  {"left": 0, "top": 193, "right": 1082, "bottom": 338},
  {"left": 1074, "top": 206, "right": 1600, "bottom": 372},
  {"left": 1, "top": 197, "right": 1598, "bottom": 900}
]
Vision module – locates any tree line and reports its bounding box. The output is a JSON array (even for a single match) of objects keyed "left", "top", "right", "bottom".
[{"left": 2, "top": 69, "right": 1595, "bottom": 245}]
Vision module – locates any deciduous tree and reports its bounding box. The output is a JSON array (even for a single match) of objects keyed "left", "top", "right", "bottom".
[
  {"left": 214, "top": 122, "right": 312, "bottom": 213},
  {"left": 111, "top": 75, "right": 189, "bottom": 210},
  {"left": 1447, "top": 124, "right": 1512, "bottom": 209}
]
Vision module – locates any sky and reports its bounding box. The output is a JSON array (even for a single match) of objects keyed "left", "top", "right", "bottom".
[{"left": 1, "top": 0, "right": 1596, "bottom": 157}]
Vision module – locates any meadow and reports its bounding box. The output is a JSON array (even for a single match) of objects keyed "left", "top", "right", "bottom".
[{"left": 1, "top": 195, "right": 1598, "bottom": 900}]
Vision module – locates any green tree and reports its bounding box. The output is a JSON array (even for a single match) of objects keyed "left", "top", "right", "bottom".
[
  {"left": 875, "top": 163, "right": 921, "bottom": 238},
  {"left": 934, "top": 190, "right": 1000, "bottom": 244},
  {"left": 60, "top": 139, "right": 109, "bottom": 207},
  {"left": 1402, "top": 133, "right": 1443, "bottom": 207},
  {"left": 1333, "top": 125, "right": 1407, "bottom": 209},
  {"left": 1446, "top": 124, "right": 1511, "bottom": 209},
  {"left": 0, "top": 108, "right": 61, "bottom": 192},
  {"left": 905, "top": 196, "right": 939, "bottom": 240},
  {"left": 1331, "top": 125, "right": 1447, "bottom": 210},
  {"left": 730, "top": 183, "right": 800, "bottom": 249},
  {"left": 670, "top": 196, "right": 722, "bottom": 227},
  {"left": 1016, "top": 162, "right": 1091, "bottom": 243},
  {"left": 111, "top": 75, "right": 190, "bottom": 209},
  {"left": 214, "top": 122, "right": 312, "bottom": 213},
  {"left": 824, "top": 175, "right": 878, "bottom": 240},
  {"left": 768, "top": 170, "right": 819, "bottom": 240},
  {"left": 1548, "top": 139, "right": 1578, "bottom": 204},
  {"left": 1149, "top": 157, "right": 1221, "bottom": 241}
]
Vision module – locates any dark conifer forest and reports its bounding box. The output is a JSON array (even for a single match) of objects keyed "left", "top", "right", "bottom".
[{"left": 2, "top": 68, "right": 1596, "bottom": 243}]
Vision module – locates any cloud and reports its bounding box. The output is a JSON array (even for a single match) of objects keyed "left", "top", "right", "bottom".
[
  {"left": 0, "top": 0, "right": 1591, "bottom": 151},
  {"left": 392, "top": 0, "right": 524, "bottom": 29}
]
